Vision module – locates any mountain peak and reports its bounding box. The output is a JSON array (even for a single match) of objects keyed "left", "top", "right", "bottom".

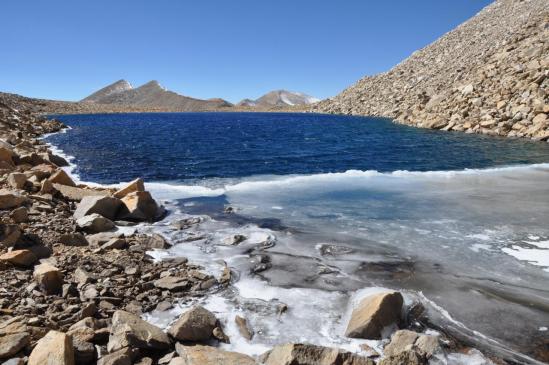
[
  {"left": 241, "top": 89, "right": 319, "bottom": 107},
  {"left": 81, "top": 79, "right": 133, "bottom": 103}
]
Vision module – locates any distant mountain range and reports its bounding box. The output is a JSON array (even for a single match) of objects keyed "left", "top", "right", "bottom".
[
  {"left": 81, "top": 80, "right": 319, "bottom": 111},
  {"left": 81, "top": 80, "right": 232, "bottom": 111},
  {"left": 237, "top": 90, "right": 320, "bottom": 107}
]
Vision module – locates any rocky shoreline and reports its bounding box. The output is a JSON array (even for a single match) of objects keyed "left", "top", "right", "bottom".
[{"left": 0, "top": 97, "right": 524, "bottom": 364}]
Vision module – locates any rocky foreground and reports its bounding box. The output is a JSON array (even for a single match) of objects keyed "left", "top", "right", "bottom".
[
  {"left": 314, "top": 0, "right": 549, "bottom": 141},
  {"left": 0, "top": 96, "right": 503, "bottom": 364}
]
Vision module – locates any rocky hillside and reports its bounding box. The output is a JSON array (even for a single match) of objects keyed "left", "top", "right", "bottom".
[
  {"left": 313, "top": 0, "right": 549, "bottom": 141},
  {"left": 238, "top": 89, "right": 319, "bottom": 107},
  {"left": 81, "top": 80, "right": 233, "bottom": 112}
]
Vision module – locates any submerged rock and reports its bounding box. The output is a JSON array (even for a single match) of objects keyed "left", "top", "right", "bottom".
[{"left": 345, "top": 291, "right": 404, "bottom": 339}]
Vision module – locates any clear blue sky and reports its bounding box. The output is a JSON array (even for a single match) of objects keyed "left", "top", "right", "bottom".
[{"left": 1, "top": 0, "right": 492, "bottom": 103}]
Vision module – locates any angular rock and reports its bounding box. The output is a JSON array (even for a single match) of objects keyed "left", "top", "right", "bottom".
[
  {"left": 379, "top": 349, "right": 426, "bottom": 365},
  {"left": 0, "top": 249, "right": 37, "bottom": 267},
  {"left": 59, "top": 233, "right": 89, "bottom": 247},
  {"left": 174, "top": 344, "right": 256, "bottom": 365},
  {"left": 0, "top": 190, "right": 26, "bottom": 210},
  {"left": 168, "top": 305, "right": 217, "bottom": 342},
  {"left": 76, "top": 213, "right": 115, "bottom": 233},
  {"left": 383, "top": 330, "right": 419, "bottom": 357},
  {"left": 73, "top": 338, "right": 96, "bottom": 365},
  {"left": 222, "top": 234, "right": 247, "bottom": 245},
  {"left": 97, "top": 348, "right": 134, "bottom": 365},
  {"left": 74, "top": 196, "right": 123, "bottom": 221},
  {"left": 10, "top": 206, "right": 28, "bottom": 223},
  {"left": 107, "top": 310, "right": 171, "bottom": 353},
  {"left": 0, "top": 224, "right": 22, "bottom": 247},
  {"left": 0, "top": 146, "right": 15, "bottom": 167},
  {"left": 86, "top": 232, "right": 123, "bottom": 247},
  {"left": 7, "top": 172, "right": 27, "bottom": 189},
  {"left": 0, "top": 332, "right": 29, "bottom": 359},
  {"left": 154, "top": 276, "right": 190, "bottom": 291},
  {"left": 101, "top": 237, "right": 127, "bottom": 250},
  {"left": 119, "top": 191, "right": 159, "bottom": 222},
  {"left": 345, "top": 291, "right": 403, "bottom": 339},
  {"left": 136, "top": 233, "right": 169, "bottom": 249},
  {"left": 48, "top": 169, "right": 76, "bottom": 187},
  {"left": 113, "top": 178, "right": 145, "bottom": 199},
  {"left": 53, "top": 183, "right": 109, "bottom": 202},
  {"left": 28, "top": 330, "right": 75, "bottom": 365},
  {"left": 261, "top": 343, "right": 374, "bottom": 365},
  {"left": 235, "top": 315, "right": 253, "bottom": 340},
  {"left": 33, "top": 262, "right": 63, "bottom": 295}
]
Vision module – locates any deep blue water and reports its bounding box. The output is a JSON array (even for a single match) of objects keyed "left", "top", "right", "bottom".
[{"left": 47, "top": 112, "right": 549, "bottom": 184}]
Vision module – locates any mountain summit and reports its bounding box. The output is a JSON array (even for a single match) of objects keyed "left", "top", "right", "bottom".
[
  {"left": 81, "top": 80, "right": 232, "bottom": 111},
  {"left": 238, "top": 90, "right": 319, "bottom": 107},
  {"left": 81, "top": 79, "right": 133, "bottom": 103}
]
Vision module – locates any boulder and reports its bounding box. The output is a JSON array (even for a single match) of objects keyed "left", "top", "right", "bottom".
[
  {"left": 154, "top": 276, "right": 190, "bottom": 291},
  {"left": 0, "top": 249, "right": 37, "bottom": 267},
  {"left": 101, "top": 237, "right": 127, "bottom": 250},
  {"left": 76, "top": 213, "right": 115, "bottom": 233},
  {"left": 44, "top": 151, "right": 69, "bottom": 167},
  {"left": 107, "top": 310, "right": 171, "bottom": 353},
  {"left": 384, "top": 330, "right": 440, "bottom": 360},
  {"left": 168, "top": 305, "right": 217, "bottom": 342},
  {"left": 113, "top": 178, "right": 145, "bottom": 199},
  {"left": 0, "top": 332, "right": 29, "bottom": 359},
  {"left": 73, "top": 338, "right": 96, "bottom": 365},
  {"left": 74, "top": 196, "right": 123, "bottom": 221},
  {"left": 7, "top": 172, "right": 27, "bottom": 189},
  {"left": 10, "top": 207, "right": 28, "bottom": 223},
  {"left": 0, "top": 224, "right": 22, "bottom": 247},
  {"left": 59, "top": 233, "right": 89, "bottom": 247},
  {"left": 235, "top": 315, "right": 253, "bottom": 340},
  {"left": 119, "top": 191, "right": 160, "bottom": 222},
  {"left": 0, "top": 190, "right": 27, "bottom": 209},
  {"left": 29, "top": 163, "right": 57, "bottom": 179},
  {"left": 53, "top": 183, "right": 109, "bottom": 202},
  {"left": 136, "top": 233, "right": 169, "bottom": 249},
  {"left": 379, "top": 349, "right": 425, "bottom": 365},
  {"left": 174, "top": 344, "right": 256, "bottom": 365},
  {"left": 48, "top": 169, "right": 76, "bottom": 187},
  {"left": 0, "top": 147, "right": 15, "bottom": 168},
  {"left": 260, "top": 343, "right": 374, "bottom": 365},
  {"left": 97, "top": 347, "right": 134, "bottom": 365},
  {"left": 86, "top": 232, "right": 124, "bottom": 247},
  {"left": 28, "top": 330, "right": 75, "bottom": 365},
  {"left": 345, "top": 291, "right": 403, "bottom": 339},
  {"left": 34, "top": 262, "right": 63, "bottom": 295}
]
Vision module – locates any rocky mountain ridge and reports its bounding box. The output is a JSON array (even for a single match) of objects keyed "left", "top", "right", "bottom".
[
  {"left": 80, "top": 80, "right": 233, "bottom": 112},
  {"left": 238, "top": 89, "right": 319, "bottom": 107},
  {"left": 313, "top": 0, "right": 549, "bottom": 141}
]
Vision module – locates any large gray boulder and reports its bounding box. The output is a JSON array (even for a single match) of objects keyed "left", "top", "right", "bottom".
[
  {"left": 74, "top": 196, "right": 123, "bottom": 221},
  {"left": 345, "top": 291, "right": 403, "bottom": 339},
  {"left": 76, "top": 213, "right": 115, "bottom": 233},
  {"left": 168, "top": 305, "right": 217, "bottom": 342},
  {"left": 260, "top": 343, "right": 374, "bottom": 365},
  {"left": 107, "top": 310, "right": 171, "bottom": 353}
]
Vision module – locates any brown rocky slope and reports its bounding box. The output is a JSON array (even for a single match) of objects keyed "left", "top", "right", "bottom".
[{"left": 313, "top": 0, "right": 549, "bottom": 141}]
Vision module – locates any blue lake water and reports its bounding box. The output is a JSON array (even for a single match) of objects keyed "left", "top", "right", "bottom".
[{"left": 47, "top": 112, "right": 549, "bottom": 363}]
